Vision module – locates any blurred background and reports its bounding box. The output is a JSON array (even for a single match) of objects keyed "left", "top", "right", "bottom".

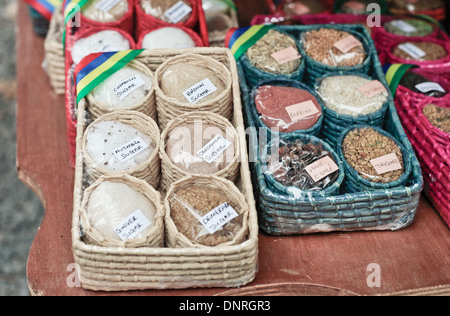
[{"left": 0, "top": 0, "right": 45, "bottom": 296}]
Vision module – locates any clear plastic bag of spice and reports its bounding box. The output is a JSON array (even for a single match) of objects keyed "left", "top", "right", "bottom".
[
  {"left": 300, "top": 28, "right": 367, "bottom": 67},
  {"left": 264, "top": 138, "right": 340, "bottom": 195},
  {"left": 81, "top": 0, "right": 129, "bottom": 23},
  {"left": 139, "top": 0, "right": 193, "bottom": 24}
]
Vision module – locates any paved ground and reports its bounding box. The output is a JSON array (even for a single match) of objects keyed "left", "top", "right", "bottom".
[{"left": 0, "top": 0, "right": 45, "bottom": 296}]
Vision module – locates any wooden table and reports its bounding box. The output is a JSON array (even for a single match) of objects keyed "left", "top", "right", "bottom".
[{"left": 18, "top": 0, "right": 449, "bottom": 296}]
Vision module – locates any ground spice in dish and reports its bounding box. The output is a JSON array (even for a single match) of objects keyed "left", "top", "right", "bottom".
[
  {"left": 169, "top": 186, "right": 244, "bottom": 247},
  {"left": 303, "top": 28, "right": 366, "bottom": 67},
  {"left": 246, "top": 29, "right": 302, "bottom": 75},
  {"left": 254, "top": 85, "right": 322, "bottom": 133},
  {"left": 342, "top": 128, "right": 405, "bottom": 183},
  {"left": 422, "top": 104, "right": 450, "bottom": 134},
  {"left": 392, "top": 41, "right": 448, "bottom": 61},
  {"left": 268, "top": 139, "right": 339, "bottom": 191},
  {"left": 139, "top": 0, "right": 193, "bottom": 24}
]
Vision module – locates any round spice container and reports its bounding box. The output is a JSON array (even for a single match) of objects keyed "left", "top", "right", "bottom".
[
  {"left": 165, "top": 175, "right": 249, "bottom": 248},
  {"left": 81, "top": 0, "right": 129, "bottom": 23},
  {"left": 203, "top": 0, "right": 238, "bottom": 47},
  {"left": 79, "top": 174, "right": 164, "bottom": 248},
  {"left": 69, "top": 28, "right": 135, "bottom": 65},
  {"left": 262, "top": 134, "right": 344, "bottom": 198},
  {"left": 160, "top": 111, "right": 240, "bottom": 190},
  {"left": 87, "top": 60, "right": 156, "bottom": 120},
  {"left": 384, "top": 18, "right": 435, "bottom": 38},
  {"left": 280, "top": 0, "right": 328, "bottom": 15},
  {"left": 389, "top": 39, "right": 449, "bottom": 64},
  {"left": 154, "top": 53, "right": 233, "bottom": 128},
  {"left": 137, "top": 26, "right": 203, "bottom": 49},
  {"left": 399, "top": 70, "right": 447, "bottom": 98},
  {"left": 338, "top": 126, "right": 412, "bottom": 191},
  {"left": 241, "top": 28, "right": 305, "bottom": 87},
  {"left": 82, "top": 111, "right": 161, "bottom": 188},
  {"left": 251, "top": 78, "right": 323, "bottom": 136},
  {"left": 422, "top": 103, "right": 450, "bottom": 135}
]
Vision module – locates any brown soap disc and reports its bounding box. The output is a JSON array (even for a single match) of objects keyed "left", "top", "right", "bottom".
[{"left": 254, "top": 85, "right": 322, "bottom": 133}]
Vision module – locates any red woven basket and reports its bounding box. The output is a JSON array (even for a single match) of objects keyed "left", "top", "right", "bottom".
[
  {"left": 64, "top": 26, "right": 137, "bottom": 166},
  {"left": 136, "top": 24, "right": 205, "bottom": 49},
  {"left": 79, "top": 0, "right": 135, "bottom": 35}
]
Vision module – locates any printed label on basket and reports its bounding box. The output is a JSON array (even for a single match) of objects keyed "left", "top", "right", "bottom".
[
  {"left": 164, "top": 0, "right": 193, "bottom": 24},
  {"left": 114, "top": 209, "right": 152, "bottom": 241},
  {"left": 358, "top": 80, "right": 387, "bottom": 98},
  {"left": 370, "top": 153, "right": 402, "bottom": 175},
  {"left": 415, "top": 82, "right": 446, "bottom": 94},
  {"left": 333, "top": 35, "right": 362, "bottom": 54},
  {"left": 304, "top": 156, "right": 339, "bottom": 183},
  {"left": 390, "top": 20, "right": 417, "bottom": 33},
  {"left": 271, "top": 47, "right": 302, "bottom": 64},
  {"left": 285, "top": 100, "right": 320, "bottom": 123},
  {"left": 183, "top": 78, "right": 218, "bottom": 104},
  {"left": 197, "top": 134, "right": 232, "bottom": 164},
  {"left": 200, "top": 202, "right": 239, "bottom": 235},
  {"left": 95, "top": 0, "right": 122, "bottom": 12},
  {"left": 113, "top": 75, "right": 146, "bottom": 100},
  {"left": 113, "top": 136, "right": 149, "bottom": 163},
  {"left": 398, "top": 43, "right": 426, "bottom": 59}
]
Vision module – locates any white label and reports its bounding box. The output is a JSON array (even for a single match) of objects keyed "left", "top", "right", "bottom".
[
  {"left": 182, "top": 78, "right": 218, "bottom": 104},
  {"left": 285, "top": 100, "right": 320, "bottom": 123},
  {"left": 304, "top": 156, "right": 339, "bottom": 183},
  {"left": 200, "top": 202, "right": 239, "bottom": 234},
  {"left": 197, "top": 134, "right": 232, "bottom": 164},
  {"left": 390, "top": 20, "right": 417, "bottom": 33},
  {"left": 415, "top": 82, "right": 446, "bottom": 94},
  {"left": 95, "top": 0, "right": 122, "bottom": 13},
  {"left": 114, "top": 209, "right": 151, "bottom": 241},
  {"left": 398, "top": 43, "right": 426, "bottom": 59},
  {"left": 164, "top": 1, "right": 193, "bottom": 24},
  {"left": 112, "top": 136, "right": 149, "bottom": 163},
  {"left": 370, "top": 153, "right": 403, "bottom": 175},
  {"left": 113, "top": 75, "right": 146, "bottom": 100}
]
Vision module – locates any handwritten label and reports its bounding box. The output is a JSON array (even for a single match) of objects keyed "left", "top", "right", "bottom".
[
  {"left": 398, "top": 43, "right": 426, "bottom": 59},
  {"left": 358, "top": 80, "right": 387, "bottom": 98},
  {"left": 271, "top": 46, "right": 302, "bottom": 64},
  {"left": 113, "top": 75, "right": 146, "bottom": 100},
  {"left": 183, "top": 78, "right": 218, "bottom": 104},
  {"left": 197, "top": 134, "right": 232, "bottom": 164},
  {"left": 200, "top": 202, "right": 239, "bottom": 234},
  {"left": 334, "top": 35, "right": 362, "bottom": 54},
  {"left": 114, "top": 209, "right": 151, "bottom": 241},
  {"left": 370, "top": 153, "right": 402, "bottom": 175},
  {"left": 390, "top": 20, "right": 417, "bottom": 33},
  {"left": 285, "top": 100, "right": 320, "bottom": 123},
  {"left": 165, "top": 1, "right": 192, "bottom": 24},
  {"left": 415, "top": 82, "right": 446, "bottom": 94},
  {"left": 304, "top": 156, "right": 339, "bottom": 183},
  {"left": 113, "top": 136, "right": 149, "bottom": 163},
  {"left": 96, "top": 0, "right": 122, "bottom": 12}
]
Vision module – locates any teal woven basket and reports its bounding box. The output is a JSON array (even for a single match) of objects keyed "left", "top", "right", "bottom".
[
  {"left": 249, "top": 77, "right": 324, "bottom": 139},
  {"left": 297, "top": 24, "right": 374, "bottom": 87},
  {"left": 337, "top": 125, "right": 413, "bottom": 192},
  {"left": 237, "top": 24, "right": 423, "bottom": 235},
  {"left": 239, "top": 26, "right": 306, "bottom": 89},
  {"left": 260, "top": 133, "right": 345, "bottom": 198},
  {"left": 314, "top": 71, "right": 391, "bottom": 146}
]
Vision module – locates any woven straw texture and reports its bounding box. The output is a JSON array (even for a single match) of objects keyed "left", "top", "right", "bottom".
[
  {"left": 72, "top": 47, "right": 259, "bottom": 292},
  {"left": 237, "top": 24, "right": 423, "bottom": 235},
  {"left": 159, "top": 111, "right": 240, "bottom": 190},
  {"left": 86, "top": 59, "right": 157, "bottom": 121},
  {"left": 79, "top": 174, "right": 165, "bottom": 248},
  {"left": 81, "top": 109, "right": 161, "bottom": 188},
  {"left": 154, "top": 53, "right": 233, "bottom": 129}
]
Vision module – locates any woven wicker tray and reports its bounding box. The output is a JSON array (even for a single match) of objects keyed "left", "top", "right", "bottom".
[{"left": 71, "top": 47, "right": 259, "bottom": 292}]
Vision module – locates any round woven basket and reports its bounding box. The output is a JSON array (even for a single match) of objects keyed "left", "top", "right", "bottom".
[
  {"left": 154, "top": 53, "right": 233, "bottom": 129},
  {"left": 82, "top": 110, "right": 161, "bottom": 188},
  {"left": 337, "top": 125, "right": 413, "bottom": 191},
  {"left": 136, "top": 24, "right": 205, "bottom": 49},
  {"left": 207, "top": 10, "right": 239, "bottom": 47},
  {"left": 159, "top": 111, "right": 240, "bottom": 190},
  {"left": 164, "top": 175, "right": 250, "bottom": 249},
  {"left": 79, "top": 174, "right": 164, "bottom": 248},
  {"left": 86, "top": 60, "right": 157, "bottom": 121}
]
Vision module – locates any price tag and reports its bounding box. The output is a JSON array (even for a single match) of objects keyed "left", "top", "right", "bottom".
[
  {"left": 415, "top": 82, "right": 446, "bottom": 94},
  {"left": 113, "top": 75, "right": 146, "bottom": 100},
  {"left": 334, "top": 35, "right": 363, "bottom": 54},
  {"left": 305, "top": 156, "right": 339, "bottom": 183},
  {"left": 113, "top": 136, "right": 149, "bottom": 163},
  {"left": 285, "top": 100, "right": 320, "bottom": 123},
  {"left": 165, "top": 1, "right": 192, "bottom": 24},
  {"left": 197, "top": 134, "right": 232, "bottom": 164},
  {"left": 398, "top": 43, "right": 426, "bottom": 59},
  {"left": 370, "top": 153, "right": 402, "bottom": 175},
  {"left": 271, "top": 47, "right": 302, "bottom": 64},
  {"left": 183, "top": 78, "right": 218, "bottom": 104},
  {"left": 114, "top": 210, "right": 151, "bottom": 241},
  {"left": 200, "top": 202, "right": 239, "bottom": 234},
  {"left": 358, "top": 80, "right": 387, "bottom": 98},
  {"left": 390, "top": 20, "right": 417, "bottom": 33},
  {"left": 96, "top": 0, "right": 122, "bottom": 12}
]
